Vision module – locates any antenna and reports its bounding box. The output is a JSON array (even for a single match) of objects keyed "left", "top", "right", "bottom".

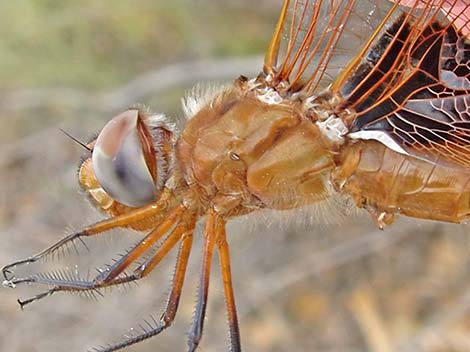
[{"left": 59, "top": 128, "right": 92, "bottom": 153}]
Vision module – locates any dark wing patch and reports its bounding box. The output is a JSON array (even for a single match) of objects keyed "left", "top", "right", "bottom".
[{"left": 341, "top": 4, "right": 470, "bottom": 169}]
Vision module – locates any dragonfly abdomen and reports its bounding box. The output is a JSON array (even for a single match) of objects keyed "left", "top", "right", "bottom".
[{"left": 334, "top": 140, "right": 470, "bottom": 226}]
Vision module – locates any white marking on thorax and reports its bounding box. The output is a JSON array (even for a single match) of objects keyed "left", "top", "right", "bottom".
[
  {"left": 255, "top": 87, "right": 283, "bottom": 105},
  {"left": 316, "top": 115, "right": 349, "bottom": 144},
  {"left": 348, "top": 130, "right": 407, "bottom": 155}
]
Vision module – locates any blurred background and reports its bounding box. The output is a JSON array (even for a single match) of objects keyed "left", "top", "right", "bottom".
[{"left": 0, "top": 1, "right": 469, "bottom": 351}]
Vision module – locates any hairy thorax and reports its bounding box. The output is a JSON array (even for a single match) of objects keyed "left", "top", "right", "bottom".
[{"left": 176, "top": 84, "right": 337, "bottom": 217}]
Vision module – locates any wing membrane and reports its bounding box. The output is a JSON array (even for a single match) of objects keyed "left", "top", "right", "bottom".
[
  {"left": 264, "top": 0, "right": 395, "bottom": 92},
  {"left": 266, "top": 0, "right": 470, "bottom": 169},
  {"left": 339, "top": 1, "right": 470, "bottom": 169}
]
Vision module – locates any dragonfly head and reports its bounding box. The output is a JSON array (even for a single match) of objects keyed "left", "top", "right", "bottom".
[{"left": 78, "top": 109, "right": 177, "bottom": 210}]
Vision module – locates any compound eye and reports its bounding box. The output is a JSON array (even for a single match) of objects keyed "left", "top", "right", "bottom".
[{"left": 92, "top": 109, "right": 157, "bottom": 207}]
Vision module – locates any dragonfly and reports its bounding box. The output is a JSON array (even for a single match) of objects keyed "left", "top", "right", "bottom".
[{"left": 2, "top": 0, "right": 470, "bottom": 351}]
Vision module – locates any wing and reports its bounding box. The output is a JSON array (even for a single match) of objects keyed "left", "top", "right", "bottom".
[
  {"left": 263, "top": 0, "right": 395, "bottom": 93},
  {"left": 337, "top": 1, "right": 470, "bottom": 169},
  {"left": 265, "top": 0, "right": 470, "bottom": 169}
]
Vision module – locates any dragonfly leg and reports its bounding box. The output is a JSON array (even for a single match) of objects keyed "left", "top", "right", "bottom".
[
  {"left": 89, "top": 225, "right": 194, "bottom": 352},
  {"left": 2, "top": 188, "right": 173, "bottom": 281},
  {"left": 15, "top": 274, "right": 136, "bottom": 309},
  {"left": 187, "top": 209, "right": 219, "bottom": 352},
  {"left": 216, "top": 218, "right": 241, "bottom": 352},
  {"left": 7, "top": 205, "right": 188, "bottom": 308},
  {"left": 93, "top": 205, "right": 185, "bottom": 284}
]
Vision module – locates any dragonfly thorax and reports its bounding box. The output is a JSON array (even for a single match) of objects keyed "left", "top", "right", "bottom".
[{"left": 176, "top": 82, "right": 339, "bottom": 215}]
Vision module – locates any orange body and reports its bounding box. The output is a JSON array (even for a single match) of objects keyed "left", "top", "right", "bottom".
[
  {"left": 177, "top": 85, "right": 470, "bottom": 226},
  {"left": 176, "top": 86, "right": 336, "bottom": 214},
  {"left": 79, "top": 83, "right": 470, "bottom": 229},
  {"left": 334, "top": 140, "right": 470, "bottom": 224}
]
